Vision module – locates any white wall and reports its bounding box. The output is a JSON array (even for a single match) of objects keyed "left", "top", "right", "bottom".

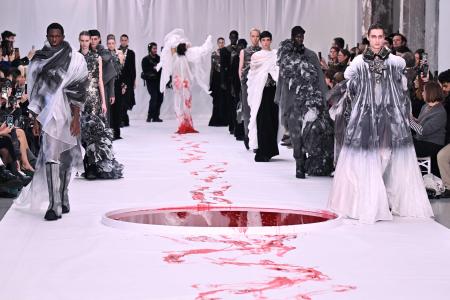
[
  {"left": 439, "top": 0, "right": 450, "bottom": 72},
  {"left": 1, "top": 0, "right": 359, "bottom": 119}
]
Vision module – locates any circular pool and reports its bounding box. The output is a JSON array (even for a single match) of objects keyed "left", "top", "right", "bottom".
[{"left": 102, "top": 205, "right": 341, "bottom": 235}]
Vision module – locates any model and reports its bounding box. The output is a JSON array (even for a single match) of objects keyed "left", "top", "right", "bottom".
[
  {"left": 328, "top": 24, "right": 434, "bottom": 223},
  {"left": 158, "top": 29, "right": 213, "bottom": 134}
]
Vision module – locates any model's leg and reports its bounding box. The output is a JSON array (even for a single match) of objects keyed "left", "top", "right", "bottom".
[
  {"left": 112, "top": 83, "right": 122, "bottom": 139},
  {"left": 287, "top": 107, "right": 305, "bottom": 178},
  {"left": 44, "top": 162, "right": 62, "bottom": 221},
  {"left": 146, "top": 83, "right": 154, "bottom": 121},
  {"left": 59, "top": 150, "right": 72, "bottom": 214}
]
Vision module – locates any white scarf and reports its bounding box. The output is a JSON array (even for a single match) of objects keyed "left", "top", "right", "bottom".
[{"left": 247, "top": 49, "right": 279, "bottom": 150}]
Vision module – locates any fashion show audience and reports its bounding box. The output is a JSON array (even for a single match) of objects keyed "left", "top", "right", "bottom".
[{"left": 1, "top": 24, "right": 449, "bottom": 202}]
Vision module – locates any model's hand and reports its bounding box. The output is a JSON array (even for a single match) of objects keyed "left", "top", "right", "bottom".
[
  {"left": 70, "top": 115, "right": 81, "bottom": 136},
  {"left": 110, "top": 97, "right": 115, "bottom": 105}
]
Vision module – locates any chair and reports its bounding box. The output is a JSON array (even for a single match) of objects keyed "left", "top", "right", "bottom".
[{"left": 417, "top": 156, "right": 431, "bottom": 175}]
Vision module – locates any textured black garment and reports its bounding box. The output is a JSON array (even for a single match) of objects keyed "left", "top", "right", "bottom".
[
  {"left": 209, "top": 51, "right": 228, "bottom": 126},
  {"left": 275, "top": 39, "right": 334, "bottom": 176},
  {"left": 220, "top": 45, "right": 239, "bottom": 133},
  {"left": 117, "top": 47, "right": 136, "bottom": 110},
  {"left": 81, "top": 51, "right": 123, "bottom": 179},
  {"left": 256, "top": 85, "right": 279, "bottom": 159}
]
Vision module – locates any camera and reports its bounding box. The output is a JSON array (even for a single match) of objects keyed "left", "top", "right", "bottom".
[
  {"left": 15, "top": 88, "right": 23, "bottom": 100},
  {"left": 420, "top": 53, "right": 429, "bottom": 77},
  {"left": 1, "top": 87, "right": 7, "bottom": 100},
  {"left": 6, "top": 115, "right": 14, "bottom": 128}
]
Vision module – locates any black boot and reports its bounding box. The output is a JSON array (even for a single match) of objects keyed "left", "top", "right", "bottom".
[
  {"left": 295, "top": 159, "right": 306, "bottom": 179},
  {"left": 44, "top": 163, "right": 62, "bottom": 221},
  {"left": 244, "top": 137, "right": 250, "bottom": 150},
  {"left": 60, "top": 170, "right": 71, "bottom": 214}
]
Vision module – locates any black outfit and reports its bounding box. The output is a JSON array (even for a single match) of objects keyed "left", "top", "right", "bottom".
[
  {"left": 255, "top": 79, "right": 279, "bottom": 161},
  {"left": 94, "top": 45, "right": 118, "bottom": 127},
  {"left": 116, "top": 46, "right": 136, "bottom": 128},
  {"left": 209, "top": 50, "right": 228, "bottom": 126},
  {"left": 220, "top": 44, "right": 239, "bottom": 134},
  {"left": 141, "top": 53, "right": 163, "bottom": 121}
]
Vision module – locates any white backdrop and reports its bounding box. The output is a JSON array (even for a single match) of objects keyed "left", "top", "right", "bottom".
[{"left": 1, "top": 0, "right": 359, "bottom": 119}]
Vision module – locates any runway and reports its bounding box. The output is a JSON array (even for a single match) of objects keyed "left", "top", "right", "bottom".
[{"left": 0, "top": 119, "right": 449, "bottom": 300}]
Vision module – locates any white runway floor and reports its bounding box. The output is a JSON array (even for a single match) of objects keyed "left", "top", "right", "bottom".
[{"left": 1, "top": 119, "right": 450, "bottom": 300}]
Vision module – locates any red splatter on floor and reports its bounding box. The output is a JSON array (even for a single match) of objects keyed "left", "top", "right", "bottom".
[
  {"left": 163, "top": 234, "right": 355, "bottom": 299},
  {"left": 168, "top": 135, "right": 356, "bottom": 299}
]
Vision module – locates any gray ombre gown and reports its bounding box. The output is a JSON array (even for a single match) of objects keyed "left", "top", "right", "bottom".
[{"left": 328, "top": 47, "right": 434, "bottom": 223}]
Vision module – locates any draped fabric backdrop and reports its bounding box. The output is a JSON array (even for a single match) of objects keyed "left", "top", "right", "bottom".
[{"left": 1, "top": 0, "right": 359, "bottom": 119}]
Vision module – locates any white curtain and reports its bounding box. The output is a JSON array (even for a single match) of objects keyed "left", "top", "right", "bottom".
[{"left": 1, "top": 0, "right": 359, "bottom": 119}]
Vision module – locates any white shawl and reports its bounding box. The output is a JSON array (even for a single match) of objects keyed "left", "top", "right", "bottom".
[{"left": 247, "top": 49, "right": 279, "bottom": 150}]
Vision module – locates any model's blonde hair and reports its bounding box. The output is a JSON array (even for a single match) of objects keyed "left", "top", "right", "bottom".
[{"left": 249, "top": 28, "right": 261, "bottom": 35}]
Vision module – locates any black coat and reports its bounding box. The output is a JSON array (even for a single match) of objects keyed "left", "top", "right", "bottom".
[
  {"left": 141, "top": 54, "right": 161, "bottom": 84},
  {"left": 117, "top": 48, "right": 136, "bottom": 109}
]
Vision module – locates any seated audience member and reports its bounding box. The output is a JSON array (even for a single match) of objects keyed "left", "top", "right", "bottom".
[
  {"left": 436, "top": 70, "right": 450, "bottom": 196},
  {"left": 410, "top": 81, "right": 447, "bottom": 176}
]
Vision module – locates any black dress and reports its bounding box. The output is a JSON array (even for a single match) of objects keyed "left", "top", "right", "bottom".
[
  {"left": 208, "top": 50, "right": 228, "bottom": 126},
  {"left": 255, "top": 75, "right": 279, "bottom": 160}
]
